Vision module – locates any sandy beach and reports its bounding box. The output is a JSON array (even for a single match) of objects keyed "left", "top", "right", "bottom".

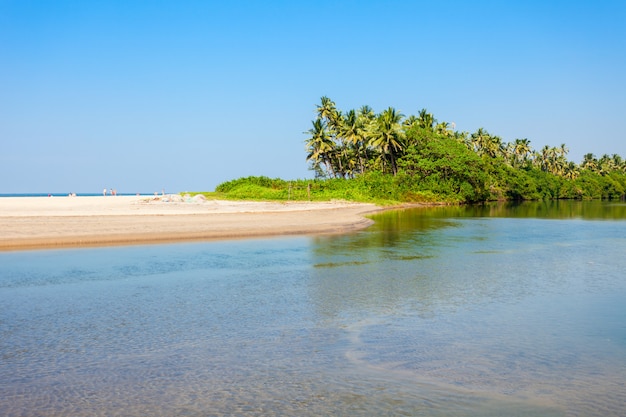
[{"left": 0, "top": 195, "right": 381, "bottom": 251}]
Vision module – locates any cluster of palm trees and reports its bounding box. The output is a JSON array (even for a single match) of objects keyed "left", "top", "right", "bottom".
[
  {"left": 581, "top": 153, "right": 626, "bottom": 175},
  {"left": 468, "top": 128, "right": 626, "bottom": 179},
  {"left": 305, "top": 96, "right": 626, "bottom": 180},
  {"left": 468, "top": 128, "right": 577, "bottom": 177},
  {"left": 305, "top": 97, "right": 453, "bottom": 178}
]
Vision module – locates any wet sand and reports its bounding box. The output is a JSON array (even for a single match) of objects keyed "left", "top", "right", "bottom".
[{"left": 0, "top": 196, "right": 381, "bottom": 251}]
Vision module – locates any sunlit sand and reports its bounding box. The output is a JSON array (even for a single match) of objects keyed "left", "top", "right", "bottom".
[{"left": 0, "top": 196, "right": 381, "bottom": 250}]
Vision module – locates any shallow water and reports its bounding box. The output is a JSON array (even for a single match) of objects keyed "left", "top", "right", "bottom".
[{"left": 1, "top": 201, "right": 625, "bottom": 416}]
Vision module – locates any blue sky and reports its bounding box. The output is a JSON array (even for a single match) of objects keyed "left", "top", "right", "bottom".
[{"left": 1, "top": 0, "right": 625, "bottom": 193}]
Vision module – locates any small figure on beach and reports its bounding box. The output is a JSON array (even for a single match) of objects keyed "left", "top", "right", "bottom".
[{"left": 103, "top": 188, "right": 107, "bottom": 196}]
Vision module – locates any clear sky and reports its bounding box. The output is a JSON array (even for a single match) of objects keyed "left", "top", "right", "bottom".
[{"left": 1, "top": 0, "right": 625, "bottom": 194}]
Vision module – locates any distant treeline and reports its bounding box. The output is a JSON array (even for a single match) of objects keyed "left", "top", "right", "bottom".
[{"left": 214, "top": 97, "right": 626, "bottom": 204}]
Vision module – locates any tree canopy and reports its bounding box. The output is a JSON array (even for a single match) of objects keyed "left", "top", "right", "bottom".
[{"left": 303, "top": 96, "right": 626, "bottom": 203}]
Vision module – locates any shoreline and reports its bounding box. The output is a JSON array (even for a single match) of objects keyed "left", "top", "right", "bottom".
[{"left": 0, "top": 196, "right": 383, "bottom": 251}]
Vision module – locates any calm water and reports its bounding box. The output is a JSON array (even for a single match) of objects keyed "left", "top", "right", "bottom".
[{"left": 1, "top": 201, "right": 625, "bottom": 416}]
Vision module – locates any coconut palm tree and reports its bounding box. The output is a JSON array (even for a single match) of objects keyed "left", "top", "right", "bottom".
[
  {"left": 598, "top": 154, "right": 615, "bottom": 175},
  {"left": 369, "top": 107, "right": 405, "bottom": 175},
  {"left": 563, "top": 161, "right": 580, "bottom": 180},
  {"left": 317, "top": 96, "right": 336, "bottom": 122},
  {"left": 341, "top": 109, "right": 369, "bottom": 175},
  {"left": 358, "top": 105, "right": 375, "bottom": 122},
  {"left": 305, "top": 119, "right": 335, "bottom": 176},
  {"left": 511, "top": 138, "right": 532, "bottom": 167},
  {"left": 402, "top": 115, "right": 419, "bottom": 130},
  {"left": 538, "top": 145, "right": 553, "bottom": 173},
  {"left": 316, "top": 96, "right": 343, "bottom": 135},
  {"left": 435, "top": 121, "right": 453, "bottom": 138},
  {"left": 612, "top": 154, "right": 626, "bottom": 173},
  {"left": 581, "top": 153, "right": 598, "bottom": 172},
  {"left": 470, "top": 128, "right": 490, "bottom": 156},
  {"left": 417, "top": 108, "right": 435, "bottom": 130},
  {"left": 485, "top": 135, "right": 505, "bottom": 159}
]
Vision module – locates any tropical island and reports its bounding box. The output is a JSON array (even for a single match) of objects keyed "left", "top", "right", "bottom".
[{"left": 209, "top": 97, "right": 626, "bottom": 204}]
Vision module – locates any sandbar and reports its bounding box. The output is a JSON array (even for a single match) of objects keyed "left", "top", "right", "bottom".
[{"left": 0, "top": 196, "right": 382, "bottom": 251}]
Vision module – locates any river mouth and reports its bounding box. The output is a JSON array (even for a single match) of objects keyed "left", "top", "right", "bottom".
[{"left": 2, "top": 201, "right": 625, "bottom": 416}]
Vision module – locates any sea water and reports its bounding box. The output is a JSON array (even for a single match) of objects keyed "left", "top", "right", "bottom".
[{"left": 1, "top": 201, "right": 625, "bottom": 416}]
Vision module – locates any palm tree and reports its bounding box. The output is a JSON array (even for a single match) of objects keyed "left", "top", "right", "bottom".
[
  {"left": 537, "top": 146, "right": 569, "bottom": 176},
  {"left": 316, "top": 96, "right": 343, "bottom": 135},
  {"left": 369, "top": 107, "right": 405, "bottom": 175},
  {"left": 581, "top": 153, "right": 598, "bottom": 172},
  {"left": 435, "top": 121, "right": 452, "bottom": 137},
  {"left": 612, "top": 153, "right": 623, "bottom": 168},
  {"left": 417, "top": 108, "right": 435, "bottom": 130},
  {"left": 305, "top": 119, "right": 335, "bottom": 177},
  {"left": 485, "top": 134, "right": 505, "bottom": 159},
  {"left": 511, "top": 138, "right": 532, "bottom": 167},
  {"left": 563, "top": 161, "right": 580, "bottom": 180},
  {"left": 470, "top": 128, "right": 490, "bottom": 156},
  {"left": 612, "top": 154, "right": 626, "bottom": 173},
  {"left": 402, "top": 115, "right": 419, "bottom": 130},
  {"left": 558, "top": 143, "right": 569, "bottom": 158},
  {"left": 317, "top": 96, "right": 336, "bottom": 121},
  {"left": 358, "top": 105, "right": 375, "bottom": 121},
  {"left": 538, "top": 145, "right": 553, "bottom": 173},
  {"left": 341, "top": 109, "right": 368, "bottom": 175},
  {"left": 598, "top": 154, "right": 615, "bottom": 175},
  {"left": 341, "top": 110, "right": 359, "bottom": 144}
]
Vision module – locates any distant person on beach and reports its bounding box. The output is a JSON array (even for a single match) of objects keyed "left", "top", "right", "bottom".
[{"left": 103, "top": 188, "right": 107, "bottom": 196}]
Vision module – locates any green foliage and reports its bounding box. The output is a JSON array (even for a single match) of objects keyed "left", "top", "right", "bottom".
[
  {"left": 213, "top": 174, "right": 428, "bottom": 205},
  {"left": 215, "top": 176, "right": 287, "bottom": 193},
  {"left": 564, "top": 170, "right": 626, "bottom": 199},
  {"left": 209, "top": 98, "right": 626, "bottom": 204},
  {"left": 395, "top": 128, "right": 489, "bottom": 202}
]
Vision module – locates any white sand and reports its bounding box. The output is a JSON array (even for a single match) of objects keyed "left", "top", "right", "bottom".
[{"left": 0, "top": 196, "right": 381, "bottom": 250}]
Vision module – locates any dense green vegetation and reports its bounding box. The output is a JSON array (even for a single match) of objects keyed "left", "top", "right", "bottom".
[{"left": 213, "top": 97, "right": 626, "bottom": 204}]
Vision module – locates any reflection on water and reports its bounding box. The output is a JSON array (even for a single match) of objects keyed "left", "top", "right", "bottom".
[
  {"left": 1, "top": 201, "right": 625, "bottom": 416},
  {"left": 391, "top": 200, "right": 626, "bottom": 220}
]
